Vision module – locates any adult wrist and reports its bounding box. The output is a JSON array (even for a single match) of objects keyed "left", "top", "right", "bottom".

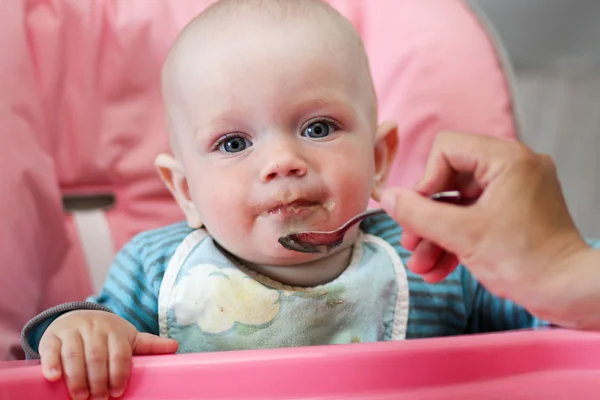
[{"left": 530, "top": 245, "right": 600, "bottom": 330}]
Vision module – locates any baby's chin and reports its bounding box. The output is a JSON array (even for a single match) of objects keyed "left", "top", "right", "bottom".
[
  {"left": 244, "top": 215, "right": 360, "bottom": 264},
  {"left": 212, "top": 207, "right": 355, "bottom": 265},
  {"left": 243, "top": 241, "right": 328, "bottom": 266},
  {"left": 235, "top": 228, "right": 359, "bottom": 267}
]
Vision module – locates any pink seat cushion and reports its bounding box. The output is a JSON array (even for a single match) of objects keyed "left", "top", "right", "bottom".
[
  {"left": 0, "top": 0, "right": 516, "bottom": 359},
  {"left": 0, "top": 1, "right": 70, "bottom": 359}
]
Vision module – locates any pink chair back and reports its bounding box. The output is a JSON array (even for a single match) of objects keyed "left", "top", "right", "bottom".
[{"left": 0, "top": 0, "right": 517, "bottom": 360}]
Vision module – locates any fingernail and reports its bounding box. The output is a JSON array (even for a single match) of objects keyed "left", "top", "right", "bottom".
[
  {"left": 45, "top": 367, "right": 60, "bottom": 380},
  {"left": 110, "top": 389, "right": 123, "bottom": 398},
  {"left": 381, "top": 190, "right": 397, "bottom": 212}
]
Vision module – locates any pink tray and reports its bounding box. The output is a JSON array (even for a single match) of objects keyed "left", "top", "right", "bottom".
[{"left": 2, "top": 329, "right": 600, "bottom": 399}]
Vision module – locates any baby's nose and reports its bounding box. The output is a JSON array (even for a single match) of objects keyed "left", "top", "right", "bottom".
[{"left": 260, "top": 145, "right": 308, "bottom": 182}]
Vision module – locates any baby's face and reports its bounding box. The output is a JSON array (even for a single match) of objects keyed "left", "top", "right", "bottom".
[{"left": 167, "top": 19, "right": 393, "bottom": 266}]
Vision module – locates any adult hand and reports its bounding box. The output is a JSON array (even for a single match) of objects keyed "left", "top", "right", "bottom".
[{"left": 381, "top": 131, "right": 596, "bottom": 329}]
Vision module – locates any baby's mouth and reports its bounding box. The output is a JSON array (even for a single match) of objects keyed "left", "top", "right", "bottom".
[{"left": 263, "top": 199, "right": 321, "bottom": 218}]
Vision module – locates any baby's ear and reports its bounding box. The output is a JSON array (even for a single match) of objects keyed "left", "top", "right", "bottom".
[
  {"left": 155, "top": 154, "right": 203, "bottom": 229},
  {"left": 371, "top": 121, "right": 398, "bottom": 202}
]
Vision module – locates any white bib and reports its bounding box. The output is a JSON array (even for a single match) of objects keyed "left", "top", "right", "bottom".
[{"left": 158, "top": 229, "right": 409, "bottom": 353}]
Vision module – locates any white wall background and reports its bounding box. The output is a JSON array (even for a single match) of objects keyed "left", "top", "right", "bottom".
[{"left": 471, "top": 0, "right": 600, "bottom": 237}]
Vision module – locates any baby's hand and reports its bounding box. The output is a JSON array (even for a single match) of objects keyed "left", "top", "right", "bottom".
[{"left": 38, "top": 310, "right": 178, "bottom": 400}]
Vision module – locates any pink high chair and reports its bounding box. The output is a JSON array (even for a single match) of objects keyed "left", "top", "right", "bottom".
[{"left": 5, "top": 0, "right": 599, "bottom": 398}]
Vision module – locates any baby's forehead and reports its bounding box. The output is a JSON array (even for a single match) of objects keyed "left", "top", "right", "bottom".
[
  {"left": 165, "top": 0, "right": 365, "bottom": 76},
  {"left": 163, "top": 0, "right": 377, "bottom": 130}
]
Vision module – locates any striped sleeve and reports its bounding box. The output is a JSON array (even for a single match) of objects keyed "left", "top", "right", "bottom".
[
  {"left": 85, "top": 239, "right": 161, "bottom": 334},
  {"left": 463, "top": 238, "right": 600, "bottom": 332},
  {"left": 87, "top": 222, "right": 193, "bottom": 333},
  {"left": 361, "top": 214, "right": 470, "bottom": 338},
  {"left": 362, "top": 214, "right": 600, "bottom": 336},
  {"left": 21, "top": 222, "right": 191, "bottom": 359},
  {"left": 461, "top": 269, "right": 549, "bottom": 333}
]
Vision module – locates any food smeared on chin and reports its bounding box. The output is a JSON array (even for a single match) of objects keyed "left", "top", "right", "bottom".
[
  {"left": 255, "top": 189, "right": 332, "bottom": 221},
  {"left": 254, "top": 192, "right": 339, "bottom": 248},
  {"left": 323, "top": 200, "right": 336, "bottom": 211},
  {"left": 262, "top": 199, "right": 321, "bottom": 218}
]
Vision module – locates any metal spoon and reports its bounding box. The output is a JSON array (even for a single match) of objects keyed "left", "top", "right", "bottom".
[{"left": 278, "top": 190, "right": 464, "bottom": 254}]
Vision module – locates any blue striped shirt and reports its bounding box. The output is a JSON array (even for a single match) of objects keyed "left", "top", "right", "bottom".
[{"left": 25, "top": 214, "right": 600, "bottom": 354}]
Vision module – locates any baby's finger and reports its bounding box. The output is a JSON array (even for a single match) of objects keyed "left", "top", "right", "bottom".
[
  {"left": 107, "top": 333, "right": 132, "bottom": 398},
  {"left": 39, "top": 333, "right": 62, "bottom": 381},
  {"left": 83, "top": 331, "right": 109, "bottom": 400},
  {"left": 58, "top": 330, "right": 89, "bottom": 400}
]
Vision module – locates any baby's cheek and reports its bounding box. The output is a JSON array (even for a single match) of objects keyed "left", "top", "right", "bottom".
[
  {"left": 331, "top": 171, "right": 372, "bottom": 213},
  {"left": 203, "top": 210, "right": 257, "bottom": 260},
  {"left": 195, "top": 188, "right": 247, "bottom": 236},
  {"left": 326, "top": 147, "right": 374, "bottom": 200},
  {"left": 205, "top": 199, "right": 247, "bottom": 230}
]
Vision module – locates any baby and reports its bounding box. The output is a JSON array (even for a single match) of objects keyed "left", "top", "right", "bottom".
[{"left": 22, "top": 1, "right": 548, "bottom": 399}]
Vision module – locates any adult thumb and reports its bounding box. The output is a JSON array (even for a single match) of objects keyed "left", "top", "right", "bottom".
[
  {"left": 132, "top": 332, "right": 179, "bottom": 355},
  {"left": 381, "top": 188, "right": 477, "bottom": 252}
]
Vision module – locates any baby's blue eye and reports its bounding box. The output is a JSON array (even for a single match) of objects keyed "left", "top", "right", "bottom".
[
  {"left": 220, "top": 136, "right": 252, "bottom": 153},
  {"left": 302, "top": 121, "right": 335, "bottom": 139}
]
